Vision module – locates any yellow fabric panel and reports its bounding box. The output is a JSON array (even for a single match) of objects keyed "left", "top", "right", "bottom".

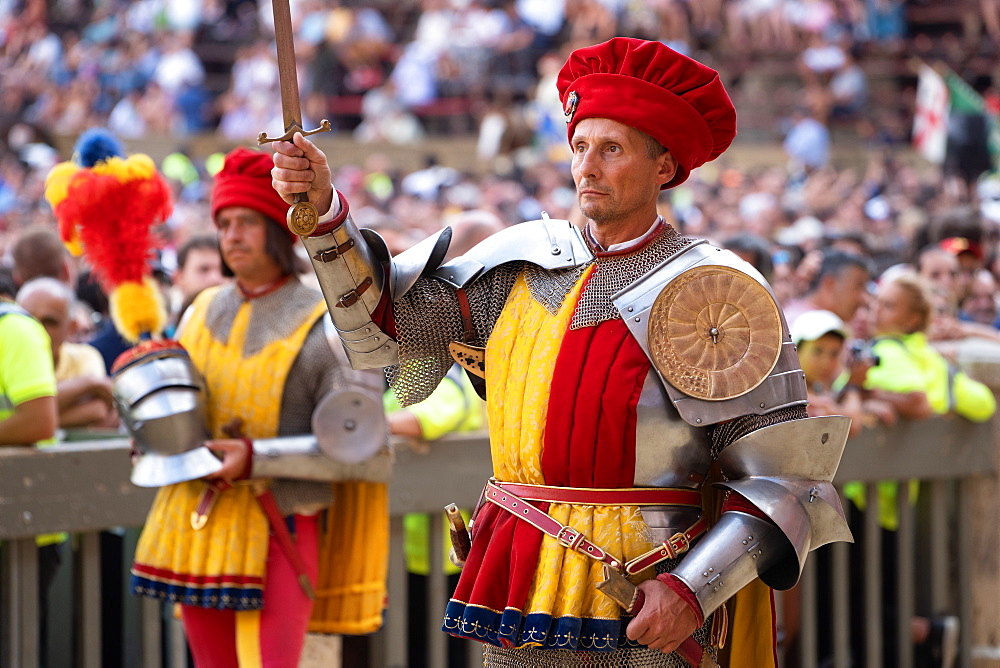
[
  {"left": 485, "top": 267, "right": 592, "bottom": 484},
  {"left": 235, "top": 609, "right": 263, "bottom": 668},
  {"left": 134, "top": 481, "right": 269, "bottom": 583},
  {"left": 522, "top": 504, "right": 656, "bottom": 640},
  {"left": 310, "top": 481, "right": 390, "bottom": 634},
  {"left": 726, "top": 578, "right": 777, "bottom": 668},
  {"left": 179, "top": 288, "right": 327, "bottom": 439}
]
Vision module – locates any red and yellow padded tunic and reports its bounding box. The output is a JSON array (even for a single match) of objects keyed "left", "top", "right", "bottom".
[{"left": 440, "top": 231, "right": 777, "bottom": 663}]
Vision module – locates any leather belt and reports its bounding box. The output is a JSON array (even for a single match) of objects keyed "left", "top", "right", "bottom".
[
  {"left": 492, "top": 480, "right": 703, "bottom": 507},
  {"left": 485, "top": 480, "right": 706, "bottom": 574}
]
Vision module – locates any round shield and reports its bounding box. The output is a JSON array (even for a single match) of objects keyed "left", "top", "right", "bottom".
[
  {"left": 313, "top": 389, "right": 385, "bottom": 463},
  {"left": 648, "top": 265, "right": 782, "bottom": 401}
]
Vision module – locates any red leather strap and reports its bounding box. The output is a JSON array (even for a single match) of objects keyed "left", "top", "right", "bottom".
[
  {"left": 255, "top": 489, "right": 315, "bottom": 600},
  {"left": 720, "top": 492, "right": 771, "bottom": 522},
  {"left": 311, "top": 190, "right": 351, "bottom": 237},
  {"left": 486, "top": 481, "right": 704, "bottom": 573},
  {"left": 484, "top": 481, "right": 624, "bottom": 569},
  {"left": 455, "top": 287, "right": 476, "bottom": 343},
  {"left": 493, "top": 480, "right": 702, "bottom": 507},
  {"left": 624, "top": 515, "right": 709, "bottom": 575}
]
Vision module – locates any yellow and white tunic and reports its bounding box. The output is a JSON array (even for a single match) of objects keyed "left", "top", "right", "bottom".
[{"left": 131, "top": 279, "right": 331, "bottom": 610}]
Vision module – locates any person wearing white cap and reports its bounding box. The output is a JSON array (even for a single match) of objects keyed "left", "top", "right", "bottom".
[{"left": 791, "top": 309, "right": 895, "bottom": 437}]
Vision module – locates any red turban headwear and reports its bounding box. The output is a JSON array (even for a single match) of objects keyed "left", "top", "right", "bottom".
[
  {"left": 557, "top": 37, "right": 737, "bottom": 189},
  {"left": 211, "top": 147, "right": 293, "bottom": 237}
]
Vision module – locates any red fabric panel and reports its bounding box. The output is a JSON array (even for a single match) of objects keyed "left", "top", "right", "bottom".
[
  {"left": 451, "top": 501, "right": 546, "bottom": 613},
  {"left": 541, "top": 318, "right": 651, "bottom": 488}
]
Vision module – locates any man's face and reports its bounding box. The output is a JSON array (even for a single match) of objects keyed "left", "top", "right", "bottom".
[
  {"left": 962, "top": 272, "right": 998, "bottom": 324},
  {"left": 216, "top": 207, "right": 278, "bottom": 280},
  {"left": 918, "top": 251, "right": 959, "bottom": 302},
  {"left": 570, "top": 118, "right": 674, "bottom": 226},
  {"left": 19, "top": 289, "right": 71, "bottom": 356},
  {"left": 176, "top": 247, "right": 224, "bottom": 301},
  {"left": 829, "top": 265, "right": 870, "bottom": 321},
  {"left": 797, "top": 333, "right": 844, "bottom": 387}
]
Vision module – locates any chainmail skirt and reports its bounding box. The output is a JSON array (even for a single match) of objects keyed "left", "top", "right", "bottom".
[{"left": 482, "top": 639, "right": 715, "bottom": 667}]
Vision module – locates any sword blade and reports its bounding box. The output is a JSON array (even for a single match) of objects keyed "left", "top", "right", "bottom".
[{"left": 270, "top": 0, "right": 303, "bottom": 133}]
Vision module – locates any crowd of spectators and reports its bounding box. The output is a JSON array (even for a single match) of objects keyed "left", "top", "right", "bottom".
[
  {"left": 3, "top": 0, "right": 999, "bottom": 156},
  {"left": 2, "top": 6, "right": 1000, "bottom": 667}
]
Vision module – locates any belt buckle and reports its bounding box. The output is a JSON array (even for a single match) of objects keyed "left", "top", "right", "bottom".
[
  {"left": 557, "top": 526, "right": 584, "bottom": 550},
  {"left": 667, "top": 531, "right": 690, "bottom": 557}
]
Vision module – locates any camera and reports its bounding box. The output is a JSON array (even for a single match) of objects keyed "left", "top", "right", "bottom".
[{"left": 848, "top": 339, "right": 880, "bottom": 367}]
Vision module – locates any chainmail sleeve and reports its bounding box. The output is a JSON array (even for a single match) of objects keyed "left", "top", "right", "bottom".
[
  {"left": 386, "top": 262, "right": 523, "bottom": 406},
  {"left": 279, "top": 321, "right": 347, "bottom": 433},
  {"left": 707, "top": 404, "right": 808, "bottom": 460},
  {"left": 272, "top": 320, "right": 345, "bottom": 515}
]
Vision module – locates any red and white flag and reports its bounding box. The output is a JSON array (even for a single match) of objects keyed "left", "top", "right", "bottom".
[{"left": 913, "top": 63, "right": 949, "bottom": 164}]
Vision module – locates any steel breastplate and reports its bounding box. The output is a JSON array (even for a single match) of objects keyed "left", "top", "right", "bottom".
[{"left": 633, "top": 368, "right": 711, "bottom": 545}]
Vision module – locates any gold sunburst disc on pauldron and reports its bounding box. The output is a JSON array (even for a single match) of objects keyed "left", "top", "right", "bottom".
[{"left": 648, "top": 265, "right": 783, "bottom": 400}]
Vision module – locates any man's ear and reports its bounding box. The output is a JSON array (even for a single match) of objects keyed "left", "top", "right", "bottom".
[{"left": 658, "top": 152, "right": 678, "bottom": 187}]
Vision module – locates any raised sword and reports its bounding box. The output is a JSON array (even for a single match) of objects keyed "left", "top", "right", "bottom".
[{"left": 257, "top": 0, "right": 331, "bottom": 236}]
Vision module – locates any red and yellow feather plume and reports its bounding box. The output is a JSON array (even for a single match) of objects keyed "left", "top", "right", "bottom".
[{"left": 44, "top": 129, "right": 173, "bottom": 342}]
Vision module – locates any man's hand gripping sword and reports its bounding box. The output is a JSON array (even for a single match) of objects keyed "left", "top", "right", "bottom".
[{"left": 257, "top": 0, "right": 331, "bottom": 237}]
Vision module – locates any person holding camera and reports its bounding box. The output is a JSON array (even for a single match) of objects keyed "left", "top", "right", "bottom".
[
  {"left": 791, "top": 309, "right": 896, "bottom": 438},
  {"left": 843, "top": 269, "right": 995, "bottom": 668}
]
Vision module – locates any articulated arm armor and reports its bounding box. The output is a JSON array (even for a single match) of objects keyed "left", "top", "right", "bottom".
[
  {"left": 302, "top": 201, "right": 591, "bottom": 372},
  {"left": 248, "top": 386, "right": 388, "bottom": 480},
  {"left": 671, "top": 416, "right": 853, "bottom": 617},
  {"left": 300, "top": 202, "right": 452, "bottom": 369}
]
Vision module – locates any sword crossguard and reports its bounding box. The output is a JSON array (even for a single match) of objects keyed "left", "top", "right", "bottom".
[
  {"left": 257, "top": 119, "right": 332, "bottom": 145},
  {"left": 257, "top": 119, "right": 331, "bottom": 236}
]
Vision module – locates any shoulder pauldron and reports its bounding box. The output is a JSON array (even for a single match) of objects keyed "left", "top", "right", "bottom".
[
  {"left": 432, "top": 217, "right": 593, "bottom": 289},
  {"left": 613, "top": 243, "right": 806, "bottom": 426}
]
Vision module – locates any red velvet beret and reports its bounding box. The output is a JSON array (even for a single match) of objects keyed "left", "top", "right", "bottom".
[
  {"left": 211, "top": 147, "right": 293, "bottom": 237},
  {"left": 557, "top": 38, "right": 737, "bottom": 189}
]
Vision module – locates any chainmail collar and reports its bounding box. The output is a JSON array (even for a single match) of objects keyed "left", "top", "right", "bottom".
[
  {"left": 203, "top": 278, "right": 323, "bottom": 358},
  {"left": 569, "top": 222, "right": 696, "bottom": 330}
]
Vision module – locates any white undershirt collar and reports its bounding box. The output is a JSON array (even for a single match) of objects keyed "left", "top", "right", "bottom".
[{"left": 585, "top": 217, "right": 664, "bottom": 253}]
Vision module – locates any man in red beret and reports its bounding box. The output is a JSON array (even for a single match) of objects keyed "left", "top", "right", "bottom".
[
  {"left": 273, "top": 37, "right": 851, "bottom": 667},
  {"left": 130, "top": 147, "right": 388, "bottom": 666}
]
